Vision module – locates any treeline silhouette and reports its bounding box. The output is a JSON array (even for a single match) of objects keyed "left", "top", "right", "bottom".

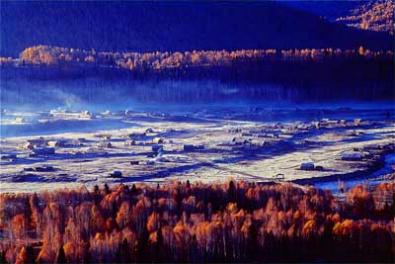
[
  {"left": 0, "top": 181, "right": 394, "bottom": 263},
  {"left": 2, "top": 45, "right": 393, "bottom": 101},
  {"left": 14, "top": 45, "right": 393, "bottom": 71}
]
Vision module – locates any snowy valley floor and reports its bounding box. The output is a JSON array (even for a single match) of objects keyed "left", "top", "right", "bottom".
[{"left": 1, "top": 107, "right": 394, "bottom": 193}]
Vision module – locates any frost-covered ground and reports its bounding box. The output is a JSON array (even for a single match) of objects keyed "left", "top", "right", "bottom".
[{"left": 0, "top": 106, "right": 394, "bottom": 193}]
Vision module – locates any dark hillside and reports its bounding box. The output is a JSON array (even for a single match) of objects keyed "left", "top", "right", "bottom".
[{"left": 1, "top": 1, "right": 392, "bottom": 56}]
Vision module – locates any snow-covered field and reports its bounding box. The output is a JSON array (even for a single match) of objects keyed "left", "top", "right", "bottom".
[{"left": 1, "top": 107, "right": 394, "bottom": 193}]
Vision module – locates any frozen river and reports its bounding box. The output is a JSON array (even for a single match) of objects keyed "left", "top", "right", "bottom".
[{"left": 312, "top": 153, "right": 395, "bottom": 193}]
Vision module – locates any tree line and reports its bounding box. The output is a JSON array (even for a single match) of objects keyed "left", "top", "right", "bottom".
[
  {"left": 3, "top": 45, "right": 392, "bottom": 72},
  {"left": 0, "top": 180, "right": 394, "bottom": 263}
]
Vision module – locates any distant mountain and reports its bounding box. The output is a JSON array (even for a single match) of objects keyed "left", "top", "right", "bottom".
[
  {"left": 279, "top": 0, "right": 365, "bottom": 20},
  {"left": 0, "top": 1, "right": 393, "bottom": 57},
  {"left": 281, "top": 0, "right": 394, "bottom": 35},
  {"left": 336, "top": 0, "right": 394, "bottom": 35}
]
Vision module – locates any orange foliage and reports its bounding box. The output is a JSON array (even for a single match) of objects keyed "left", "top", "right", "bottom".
[
  {"left": 0, "top": 181, "right": 393, "bottom": 262},
  {"left": 17, "top": 45, "right": 393, "bottom": 71},
  {"left": 14, "top": 247, "right": 27, "bottom": 264}
]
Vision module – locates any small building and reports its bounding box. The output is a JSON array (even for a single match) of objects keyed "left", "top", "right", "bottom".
[
  {"left": 102, "top": 110, "right": 111, "bottom": 116},
  {"left": 124, "top": 140, "right": 136, "bottom": 146},
  {"left": 33, "top": 165, "right": 55, "bottom": 172},
  {"left": 348, "top": 130, "right": 363, "bottom": 137},
  {"left": 95, "top": 133, "right": 112, "bottom": 140},
  {"left": 47, "top": 140, "right": 60, "bottom": 147},
  {"left": 152, "top": 137, "right": 164, "bottom": 144},
  {"left": 300, "top": 162, "right": 315, "bottom": 171},
  {"left": 184, "top": 144, "right": 195, "bottom": 151},
  {"left": 146, "top": 160, "right": 155, "bottom": 165},
  {"left": 241, "top": 132, "right": 253, "bottom": 137},
  {"left": 109, "top": 171, "right": 122, "bottom": 178},
  {"left": 319, "top": 118, "right": 338, "bottom": 127},
  {"left": 128, "top": 132, "right": 146, "bottom": 140},
  {"left": 228, "top": 128, "right": 242, "bottom": 134},
  {"left": 47, "top": 139, "right": 83, "bottom": 148},
  {"left": 145, "top": 128, "right": 154, "bottom": 134},
  {"left": 1, "top": 154, "right": 17, "bottom": 161},
  {"left": 80, "top": 110, "right": 93, "bottom": 119},
  {"left": 183, "top": 144, "right": 205, "bottom": 151},
  {"left": 341, "top": 151, "right": 364, "bottom": 161},
  {"left": 22, "top": 142, "right": 35, "bottom": 150},
  {"left": 98, "top": 142, "right": 112, "bottom": 148},
  {"left": 14, "top": 117, "right": 25, "bottom": 124},
  {"left": 103, "top": 135, "right": 112, "bottom": 141},
  {"left": 27, "top": 137, "right": 47, "bottom": 147},
  {"left": 311, "top": 121, "right": 320, "bottom": 129},
  {"left": 354, "top": 118, "right": 362, "bottom": 125},
  {"left": 32, "top": 147, "right": 55, "bottom": 155}
]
